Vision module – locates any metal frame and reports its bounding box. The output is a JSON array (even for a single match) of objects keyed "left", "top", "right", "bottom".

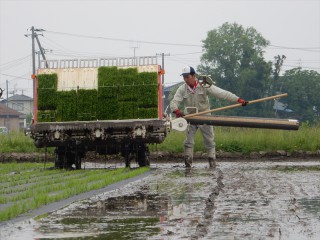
[{"left": 40, "top": 56, "right": 157, "bottom": 69}]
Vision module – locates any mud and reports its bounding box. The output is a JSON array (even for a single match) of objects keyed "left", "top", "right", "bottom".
[
  {"left": 1, "top": 160, "right": 320, "bottom": 239},
  {"left": 2, "top": 149, "right": 320, "bottom": 163}
]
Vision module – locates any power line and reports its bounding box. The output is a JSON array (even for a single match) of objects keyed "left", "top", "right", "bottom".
[
  {"left": 0, "top": 57, "right": 31, "bottom": 72},
  {"left": 0, "top": 73, "right": 33, "bottom": 81},
  {"left": 0, "top": 54, "right": 31, "bottom": 67},
  {"left": 41, "top": 36, "right": 74, "bottom": 53},
  {"left": 170, "top": 52, "right": 203, "bottom": 56},
  {"left": 282, "top": 64, "right": 320, "bottom": 70},
  {"left": 269, "top": 44, "right": 320, "bottom": 50},
  {"left": 42, "top": 29, "right": 320, "bottom": 58},
  {"left": 36, "top": 28, "right": 320, "bottom": 54},
  {"left": 45, "top": 30, "right": 202, "bottom": 47},
  {"left": 50, "top": 49, "right": 119, "bottom": 57},
  {"left": 268, "top": 45, "right": 320, "bottom": 52}
]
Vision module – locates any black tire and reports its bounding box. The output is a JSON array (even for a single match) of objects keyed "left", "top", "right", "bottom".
[
  {"left": 55, "top": 146, "right": 84, "bottom": 169},
  {"left": 74, "top": 153, "right": 81, "bottom": 170},
  {"left": 54, "top": 153, "right": 64, "bottom": 169},
  {"left": 136, "top": 144, "right": 150, "bottom": 167},
  {"left": 121, "top": 143, "right": 131, "bottom": 168}
]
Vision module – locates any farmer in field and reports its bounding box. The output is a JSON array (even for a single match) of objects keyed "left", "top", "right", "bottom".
[{"left": 170, "top": 66, "right": 247, "bottom": 168}]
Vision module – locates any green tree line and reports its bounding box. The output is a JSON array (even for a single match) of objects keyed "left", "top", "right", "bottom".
[{"left": 185, "top": 22, "right": 320, "bottom": 123}]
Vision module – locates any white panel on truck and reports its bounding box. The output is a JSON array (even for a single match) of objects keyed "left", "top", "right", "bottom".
[
  {"left": 118, "top": 65, "right": 158, "bottom": 73},
  {"left": 38, "top": 65, "right": 157, "bottom": 91},
  {"left": 38, "top": 68, "right": 98, "bottom": 91},
  {"left": 137, "top": 65, "right": 158, "bottom": 73},
  {"left": 78, "top": 68, "right": 97, "bottom": 90}
]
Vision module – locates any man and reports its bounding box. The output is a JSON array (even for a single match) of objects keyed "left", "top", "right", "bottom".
[{"left": 170, "top": 66, "right": 247, "bottom": 168}]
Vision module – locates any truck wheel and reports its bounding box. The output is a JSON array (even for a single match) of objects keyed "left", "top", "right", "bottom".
[
  {"left": 54, "top": 153, "right": 64, "bottom": 169},
  {"left": 55, "top": 147, "right": 83, "bottom": 169},
  {"left": 137, "top": 144, "right": 150, "bottom": 167},
  {"left": 121, "top": 143, "right": 131, "bottom": 168},
  {"left": 74, "top": 154, "right": 81, "bottom": 169}
]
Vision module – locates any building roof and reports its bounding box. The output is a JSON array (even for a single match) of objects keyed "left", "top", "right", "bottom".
[
  {"left": 0, "top": 103, "right": 21, "bottom": 117},
  {"left": 164, "top": 82, "right": 184, "bottom": 92},
  {"left": 1, "top": 94, "right": 33, "bottom": 103},
  {"left": 273, "top": 100, "right": 293, "bottom": 113}
]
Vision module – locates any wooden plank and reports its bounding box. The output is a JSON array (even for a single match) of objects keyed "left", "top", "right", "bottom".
[{"left": 185, "top": 93, "right": 288, "bottom": 118}]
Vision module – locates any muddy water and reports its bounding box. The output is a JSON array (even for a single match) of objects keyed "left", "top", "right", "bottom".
[{"left": 1, "top": 161, "right": 320, "bottom": 239}]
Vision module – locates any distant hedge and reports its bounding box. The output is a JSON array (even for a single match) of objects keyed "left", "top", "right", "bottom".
[{"left": 37, "top": 67, "right": 159, "bottom": 122}]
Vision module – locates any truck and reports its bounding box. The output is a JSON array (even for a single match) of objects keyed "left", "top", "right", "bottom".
[
  {"left": 29, "top": 56, "right": 172, "bottom": 169},
  {"left": 29, "top": 56, "right": 300, "bottom": 170}
]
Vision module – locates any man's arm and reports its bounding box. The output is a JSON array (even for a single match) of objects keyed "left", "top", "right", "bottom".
[{"left": 207, "top": 85, "right": 239, "bottom": 102}]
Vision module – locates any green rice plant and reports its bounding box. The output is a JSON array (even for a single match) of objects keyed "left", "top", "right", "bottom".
[
  {"left": 118, "top": 85, "right": 138, "bottom": 102},
  {"left": 0, "top": 162, "right": 47, "bottom": 174},
  {"left": 0, "top": 164, "right": 149, "bottom": 221},
  {"left": 138, "top": 85, "right": 158, "bottom": 108},
  {"left": 149, "top": 125, "right": 320, "bottom": 153},
  {"left": 98, "top": 85, "right": 118, "bottom": 98},
  {"left": 77, "top": 89, "right": 98, "bottom": 121},
  {"left": 37, "top": 74, "right": 58, "bottom": 110},
  {"left": 37, "top": 110, "right": 58, "bottom": 122},
  {"left": 137, "top": 72, "right": 158, "bottom": 85},
  {"left": 137, "top": 107, "right": 158, "bottom": 119},
  {"left": 214, "top": 124, "right": 320, "bottom": 153},
  {"left": 97, "top": 97, "right": 120, "bottom": 120},
  {"left": 149, "top": 131, "right": 185, "bottom": 153},
  {"left": 98, "top": 66, "right": 119, "bottom": 86},
  {"left": 0, "top": 132, "right": 42, "bottom": 153},
  {"left": 37, "top": 67, "right": 158, "bottom": 121},
  {"left": 118, "top": 68, "right": 138, "bottom": 85},
  {"left": 119, "top": 101, "right": 138, "bottom": 119},
  {"left": 56, "top": 90, "right": 77, "bottom": 121}
]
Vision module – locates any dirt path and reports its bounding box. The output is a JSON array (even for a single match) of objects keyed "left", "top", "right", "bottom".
[{"left": 1, "top": 160, "right": 320, "bottom": 239}]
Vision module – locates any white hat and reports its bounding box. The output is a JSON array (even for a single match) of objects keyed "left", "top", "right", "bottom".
[{"left": 180, "top": 66, "right": 196, "bottom": 76}]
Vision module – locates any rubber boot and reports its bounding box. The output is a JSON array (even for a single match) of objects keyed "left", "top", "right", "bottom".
[
  {"left": 208, "top": 157, "right": 216, "bottom": 168},
  {"left": 207, "top": 148, "right": 216, "bottom": 168},
  {"left": 184, "top": 147, "right": 193, "bottom": 168}
]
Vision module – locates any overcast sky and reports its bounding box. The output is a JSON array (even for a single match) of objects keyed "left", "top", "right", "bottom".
[{"left": 0, "top": 0, "right": 319, "bottom": 98}]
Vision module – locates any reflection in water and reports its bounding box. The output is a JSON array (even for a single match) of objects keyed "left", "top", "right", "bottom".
[
  {"left": 298, "top": 197, "right": 320, "bottom": 215},
  {"left": 38, "top": 192, "right": 168, "bottom": 239},
  {"left": 34, "top": 167, "right": 213, "bottom": 239},
  {"left": 3, "top": 162, "right": 320, "bottom": 239},
  {"left": 38, "top": 217, "right": 160, "bottom": 240}
]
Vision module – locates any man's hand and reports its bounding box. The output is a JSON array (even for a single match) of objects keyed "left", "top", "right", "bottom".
[
  {"left": 237, "top": 98, "right": 248, "bottom": 106},
  {"left": 173, "top": 109, "right": 185, "bottom": 118}
]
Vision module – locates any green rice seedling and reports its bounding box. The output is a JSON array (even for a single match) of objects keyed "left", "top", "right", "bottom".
[
  {"left": 37, "top": 73, "right": 58, "bottom": 110},
  {"left": 0, "top": 132, "right": 41, "bottom": 153},
  {"left": 0, "top": 164, "right": 149, "bottom": 221}
]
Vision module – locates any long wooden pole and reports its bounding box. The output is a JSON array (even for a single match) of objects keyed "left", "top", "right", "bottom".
[{"left": 184, "top": 93, "right": 288, "bottom": 118}]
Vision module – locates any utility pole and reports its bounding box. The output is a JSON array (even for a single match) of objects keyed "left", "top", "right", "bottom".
[
  {"left": 131, "top": 46, "right": 139, "bottom": 66},
  {"left": 25, "top": 26, "right": 46, "bottom": 116},
  {"left": 132, "top": 47, "right": 138, "bottom": 58},
  {"left": 37, "top": 49, "right": 51, "bottom": 69},
  {"left": 6, "top": 80, "right": 9, "bottom": 130},
  {"left": 31, "top": 26, "right": 36, "bottom": 77},
  {"left": 35, "top": 33, "right": 48, "bottom": 68}
]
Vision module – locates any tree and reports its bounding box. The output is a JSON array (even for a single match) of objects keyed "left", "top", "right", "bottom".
[
  {"left": 278, "top": 68, "right": 320, "bottom": 123},
  {"left": 198, "top": 22, "right": 273, "bottom": 117}
]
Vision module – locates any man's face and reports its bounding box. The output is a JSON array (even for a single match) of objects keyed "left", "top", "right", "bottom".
[{"left": 183, "top": 74, "right": 196, "bottom": 86}]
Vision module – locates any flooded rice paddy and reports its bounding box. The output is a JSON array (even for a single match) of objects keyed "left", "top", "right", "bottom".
[{"left": 1, "top": 160, "right": 320, "bottom": 239}]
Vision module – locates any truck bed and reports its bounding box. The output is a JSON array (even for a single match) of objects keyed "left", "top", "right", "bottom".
[{"left": 31, "top": 118, "right": 169, "bottom": 148}]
